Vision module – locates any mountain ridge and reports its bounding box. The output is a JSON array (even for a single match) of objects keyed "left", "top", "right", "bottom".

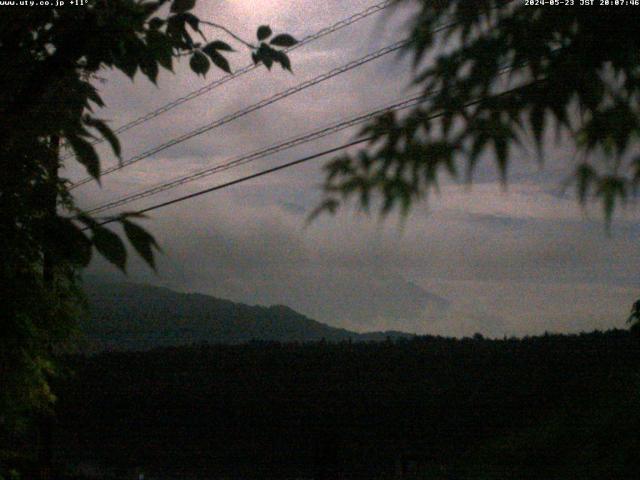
[{"left": 82, "top": 279, "right": 414, "bottom": 351}]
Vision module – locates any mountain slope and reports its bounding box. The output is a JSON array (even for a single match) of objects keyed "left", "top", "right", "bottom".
[{"left": 82, "top": 280, "right": 413, "bottom": 350}]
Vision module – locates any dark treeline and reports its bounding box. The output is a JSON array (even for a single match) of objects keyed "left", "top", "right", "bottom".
[{"left": 52, "top": 330, "right": 640, "bottom": 479}]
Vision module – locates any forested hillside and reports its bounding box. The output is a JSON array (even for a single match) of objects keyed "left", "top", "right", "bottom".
[
  {"left": 53, "top": 330, "right": 640, "bottom": 479},
  {"left": 82, "top": 281, "right": 412, "bottom": 351}
]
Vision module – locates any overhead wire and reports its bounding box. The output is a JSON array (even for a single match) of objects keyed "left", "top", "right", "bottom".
[
  {"left": 77, "top": 0, "right": 524, "bottom": 223},
  {"left": 68, "top": 36, "right": 414, "bottom": 189},
  {"left": 85, "top": 78, "right": 538, "bottom": 229},
  {"left": 59, "top": 0, "right": 396, "bottom": 161},
  {"left": 86, "top": 63, "right": 526, "bottom": 216},
  {"left": 84, "top": 93, "right": 431, "bottom": 215},
  {"left": 69, "top": 16, "right": 464, "bottom": 190}
]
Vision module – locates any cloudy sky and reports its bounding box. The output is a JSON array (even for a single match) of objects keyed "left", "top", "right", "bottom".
[{"left": 70, "top": 0, "right": 639, "bottom": 337}]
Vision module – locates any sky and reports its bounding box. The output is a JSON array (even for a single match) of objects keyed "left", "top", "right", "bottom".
[{"left": 70, "top": 0, "right": 640, "bottom": 338}]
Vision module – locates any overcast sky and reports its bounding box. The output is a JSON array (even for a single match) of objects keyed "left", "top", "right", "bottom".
[{"left": 71, "top": 0, "right": 640, "bottom": 337}]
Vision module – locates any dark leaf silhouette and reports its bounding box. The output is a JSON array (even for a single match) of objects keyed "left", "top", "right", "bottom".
[
  {"left": 171, "top": 0, "right": 196, "bottom": 14},
  {"left": 83, "top": 116, "right": 121, "bottom": 159},
  {"left": 257, "top": 25, "right": 272, "bottom": 41},
  {"left": 122, "top": 219, "right": 160, "bottom": 270},
  {"left": 92, "top": 227, "right": 127, "bottom": 272},
  {"left": 67, "top": 135, "right": 101, "bottom": 181},
  {"left": 190, "top": 50, "right": 210, "bottom": 76},
  {"left": 314, "top": 0, "right": 640, "bottom": 225},
  {"left": 203, "top": 43, "right": 232, "bottom": 73},
  {"left": 204, "top": 40, "right": 234, "bottom": 52},
  {"left": 270, "top": 34, "right": 298, "bottom": 47}
]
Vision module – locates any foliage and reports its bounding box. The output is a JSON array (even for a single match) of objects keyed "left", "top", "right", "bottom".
[
  {"left": 0, "top": 0, "right": 296, "bottom": 472},
  {"left": 76, "top": 280, "right": 411, "bottom": 351},
  {"left": 53, "top": 330, "right": 640, "bottom": 479},
  {"left": 627, "top": 299, "right": 640, "bottom": 333},
  {"left": 317, "top": 0, "right": 640, "bottom": 226},
  {"left": 81, "top": 281, "right": 374, "bottom": 351}
]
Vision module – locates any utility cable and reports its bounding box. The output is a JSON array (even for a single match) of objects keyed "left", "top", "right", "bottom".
[
  {"left": 86, "top": 62, "right": 523, "bottom": 215},
  {"left": 70, "top": 17, "right": 461, "bottom": 190},
  {"left": 85, "top": 79, "right": 537, "bottom": 229},
  {"left": 69, "top": 37, "right": 411, "bottom": 189},
  {"left": 85, "top": 93, "right": 431, "bottom": 215},
  {"left": 60, "top": 0, "right": 396, "bottom": 161}
]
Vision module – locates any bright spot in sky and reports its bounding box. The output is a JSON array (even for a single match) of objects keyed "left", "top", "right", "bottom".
[{"left": 220, "top": 0, "right": 287, "bottom": 21}]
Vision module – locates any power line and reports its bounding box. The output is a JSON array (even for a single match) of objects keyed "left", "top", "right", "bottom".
[
  {"left": 86, "top": 80, "right": 535, "bottom": 229},
  {"left": 60, "top": 0, "right": 396, "bottom": 161},
  {"left": 79, "top": 139, "right": 377, "bottom": 229},
  {"left": 98, "top": 137, "right": 374, "bottom": 226},
  {"left": 69, "top": 37, "right": 412, "bottom": 189},
  {"left": 70, "top": 18, "right": 462, "bottom": 190},
  {"left": 85, "top": 94, "right": 430, "bottom": 215},
  {"left": 69, "top": 38, "right": 407, "bottom": 189},
  {"left": 86, "top": 61, "right": 523, "bottom": 215}
]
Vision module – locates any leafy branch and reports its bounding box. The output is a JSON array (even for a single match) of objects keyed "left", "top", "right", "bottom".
[{"left": 315, "top": 0, "right": 640, "bottom": 229}]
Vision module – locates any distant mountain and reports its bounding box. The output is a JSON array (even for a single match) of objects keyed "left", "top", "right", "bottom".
[{"left": 81, "top": 280, "right": 414, "bottom": 351}]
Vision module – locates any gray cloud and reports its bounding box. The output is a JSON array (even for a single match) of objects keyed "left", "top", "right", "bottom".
[{"left": 79, "top": 1, "right": 638, "bottom": 338}]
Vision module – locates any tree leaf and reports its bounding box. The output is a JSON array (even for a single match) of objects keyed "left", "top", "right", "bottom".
[
  {"left": 115, "top": 50, "right": 139, "bottom": 79},
  {"left": 147, "top": 29, "right": 174, "bottom": 71},
  {"left": 468, "top": 132, "right": 488, "bottom": 181},
  {"left": 203, "top": 40, "right": 234, "bottom": 52},
  {"left": 92, "top": 227, "right": 127, "bottom": 272},
  {"left": 257, "top": 25, "right": 272, "bottom": 41},
  {"left": 630, "top": 155, "right": 640, "bottom": 196},
  {"left": 122, "top": 220, "right": 160, "bottom": 270},
  {"left": 529, "top": 104, "right": 545, "bottom": 150},
  {"left": 49, "top": 217, "right": 92, "bottom": 267},
  {"left": 189, "top": 50, "right": 210, "bottom": 76},
  {"left": 308, "top": 198, "right": 340, "bottom": 222},
  {"left": 113, "top": 37, "right": 145, "bottom": 79},
  {"left": 166, "top": 14, "right": 184, "bottom": 40},
  {"left": 596, "top": 176, "right": 627, "bottom": 230},
  {"left": 272, "top": 50, "right": 292, "bottom": 72},
  {"left": 256, "top": 43, "right": 274, "bottom": 70},
  {"left": 493, "top": 134, "right": 509, "bottom": 184},
  {"left": 78, "top": 80, "right": 104, "bottom": 108},
  {"left": 575, "top": 163, "right": 596, "bottom": 205},
  {"left": 83, "top": 116, "right": 121, "bottom": 160},
  {"left": 170, "top": 0, "right": 195, "bottom": 13},
  {"left": 141, "top": 0, "right": 166, "bottom": 16},
  {"left": 269, "top": 34, "right": 298, "bottom": 47},
  {"left": 182, "top": 12, "right": 199, "bottom": 32},
  {"left": 76, "top": 213, "right": 99, "bottom": 230},
  {"left": 204, "top": 49, "right": 231, "bottom": 73},
  {"left": 67, "top": 134, "right": 101, "bottom": 181},
  {"left": 140, "top": 55, "right": 160, "bottom": 84}
]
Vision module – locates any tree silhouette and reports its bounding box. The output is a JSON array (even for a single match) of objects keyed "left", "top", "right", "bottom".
[
  {"left": 51, "top": 330, "right": 640, "bottom": 479},
  {"left": 627, "top": 300, "right": 640, "bottom": 334},
  {"left": 0, "top": 1, "right": 297, "bottom": 476},
  {"left": 314, "top": 0, "right": 640, "bottom": 333},
  {"left": 317, "top": 0, "right": 640, "bottom": 226}
]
